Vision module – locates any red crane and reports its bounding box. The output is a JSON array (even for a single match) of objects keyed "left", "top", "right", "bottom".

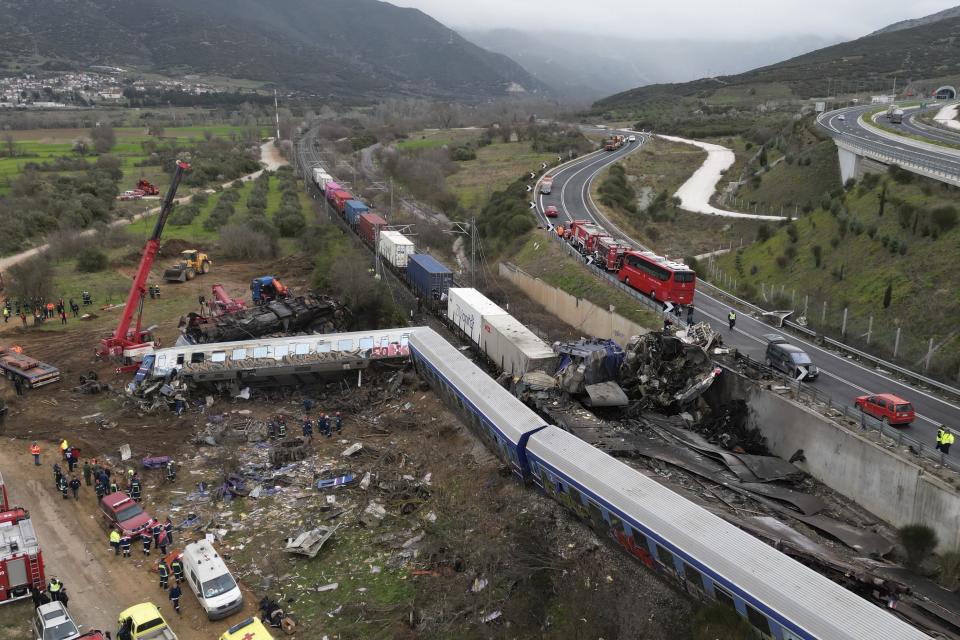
[
  {"left": 208, "top": 283, "right": 247, "bottom": 317},
  {"left": 98, "top": 160, "right": 190, "bottom": 368}
]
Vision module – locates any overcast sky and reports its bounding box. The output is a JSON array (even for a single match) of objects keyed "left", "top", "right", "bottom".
[{"left": 389, "top": 0, "right": 959, "bottom": 40}]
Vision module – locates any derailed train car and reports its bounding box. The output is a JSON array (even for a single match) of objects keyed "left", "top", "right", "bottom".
[{"left": 408, "top": 327, "right": 928, "bottom": 640}]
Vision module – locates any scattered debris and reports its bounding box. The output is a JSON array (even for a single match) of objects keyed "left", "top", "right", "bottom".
[
  {"left": 284, "top": 525, "right": 341, "bottom": 558},
  {"left": 315, "top": 582, "right": 339, "bottom": 592},
  {"left": 481, "top": 611, "right": 502, "bottom": 624},
  {"left": 342, "top": 443, "right": 363, "bottom": 457},
  {"left": 360, "top": 502, "right": 387, "bottom": 527}
]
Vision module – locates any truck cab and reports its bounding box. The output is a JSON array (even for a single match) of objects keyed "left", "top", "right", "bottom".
[
  {"left": 117, "top": 603, "right": 177, "bottom": 640},
  {"left": 100, "top": 492, "right": 155, "bottom": 538}
]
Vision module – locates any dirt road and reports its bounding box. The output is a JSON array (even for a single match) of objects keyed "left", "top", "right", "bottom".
[{"left": 0, "top": 442, "right": 231, "bottom": 639}]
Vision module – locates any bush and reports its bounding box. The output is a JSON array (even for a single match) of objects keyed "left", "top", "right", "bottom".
[
  {"left": 867, "top": 224, "right": 878, "bottom": 239},
  {"left": 786, "top": 223, "right": 798, "bottom": 243},
  {"left": 756, "top": 223, "right": 772, "bottom": 242},
  {"left": 784, "top": 245, "right": 797, "bottom": 260},
  {"left": 219, "top": 223, "right": 279, "bottom": 260},
  {"left": 889, "top": 165, "right": 914, "bottom": 184},
  {"left": 931, "top": 206, "right": 958, "bottom": 232},
  {"left": 76, "top": 248, "right": 108, "bottom": 272},
  {"left": 811, "top": 244, "right": 822, "bottom": 267},
  {"left": 775, "top": 255, "right": 788, "bottom": 269},
  {"left": 275, "top": 210, "right": 306, "bottom": 237},
  {"left": 899, "top": 524, "right": 938, "bottom": 571},
  {"left": 169, "top": 203, "right": 201, "bottom": 226}
]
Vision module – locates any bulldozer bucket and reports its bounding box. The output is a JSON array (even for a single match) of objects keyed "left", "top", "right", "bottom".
[{"left": 163, "top": 267, "right": 188, "bottom": 282}]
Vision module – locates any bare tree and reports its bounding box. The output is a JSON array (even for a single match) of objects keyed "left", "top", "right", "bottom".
[
  {"left": 90, "top": 123, "right": 116, "bottom": 154},
  {"left": 7, "top": 255, "right": 54, "bottom": 301},
  {"left": 72, "top": 137, "right": 90, "bottom": 156},
  {"left": 3, "top": 132, "right": 15, "bottom": 157}
]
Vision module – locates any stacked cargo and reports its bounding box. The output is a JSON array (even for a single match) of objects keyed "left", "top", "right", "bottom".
[
  {"left": 330, "top": 189, "right": 353, "bottom": 214},
  {"left": 447, "top": 288, "right": 557, "bottom": 376},
  {"left": 344, "top": 200, "right": 370, "bottom": 227},
  {"left": 358, "top": 213, "right": 387, "bottom": 248},
  {"left": 407, "top": 254, "right": 453, "bottom": 303},
  {"left": 378, "top": 231, "right": 415, "bottom": 269}
]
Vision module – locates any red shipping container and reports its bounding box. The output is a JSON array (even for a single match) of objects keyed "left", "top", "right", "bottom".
[{"left": 358, "top": 213, "right": 388, "bottom": 247}]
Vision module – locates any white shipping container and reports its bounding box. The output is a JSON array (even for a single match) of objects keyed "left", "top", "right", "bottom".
[
  {"left": 446, "top": 288, "right": 508, "bottom": 345},
  {"left": 480, "top": 313, "right": 557, "bottom": 376},
  {"left": 378, "top": 230, "right": 415, "bottom": 269}
]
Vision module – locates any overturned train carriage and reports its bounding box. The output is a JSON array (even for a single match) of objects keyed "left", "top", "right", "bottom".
[{"left": 180, "top": 294, "right": 350, "bottom": 344}]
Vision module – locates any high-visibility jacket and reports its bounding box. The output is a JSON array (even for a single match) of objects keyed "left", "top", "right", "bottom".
[
  {"left": 30, "top": 444, "right": 40, "bottom": 455},
  {"left": 944, "top": 433, "right": 955, "bottom": 446},
  {"left": 158, "top": 563, "right": 169, "bottom": 578},
  {"left": 728, "top": 312, "right": 737, "bottom": 321},
  {"left": 60, "top": 440, "right": 69, "bottom": 452},
  {"left": 110, "top": 531, "right": 121, "bottom": 545},
  {"left": 48, "top": 581, "right": 62, "bottom": 594},
  {"left": 937, "top": 428, "right": 945, "bottom": 445}
]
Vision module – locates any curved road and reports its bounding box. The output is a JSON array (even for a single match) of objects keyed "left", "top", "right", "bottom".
[
  {"left": 817, "top": 105, "right": 960, "bottom": 177},
  {"left": 539, "top": 131, "right": 960, "bottom": 448},
  {"left": 895, "top": 104, "right": 960, "bottom": 147}
]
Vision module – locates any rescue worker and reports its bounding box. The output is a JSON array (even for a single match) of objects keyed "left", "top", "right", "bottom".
[
  {"left": 164, "top": 517, "right": 174, "bottom": 546},
  {"left": 936, "top": 425, "right": 946, "bottom": 451},
  {"left": 157, "top": 528, "right": 169, "bottom": 555},
  {"left": 95, "top": 477, "right": 106, "bottom": 501},
  {"left": 64, "top": 447, "right": 75, "bottom": 472},
  {"left": 120, "top": 534, "right": 132, "bottom": 558},
  {"left": 130, "top": 476, "right": 142, "bottom": 502},
  {"left": 53, "top": 463, "right": 62, "bottom": 487},
  {"left": 319, "top": 413, "right": 330, "bottom": 438},
  {"left": 170, "top": 556, "right": 184, "bottom": 584},
  {"left": 13, "top": 375, "right": 23, "bottom": 396},
  {"left": 152, "top": 522, "right": 163, "bottom": 547},
  {"left": 47, "top": 578, "right": 63, "bottom": 602},
  {"left": 82, "top": 460, "right": 92, "bottom": 486},
  {"left": 158, "top": 559, "right": 170, "bottom": 590},
  {"left": 277, "top": 415, "right": 287, "bottom": 438},
  {"left": 57, "top": 474, "right": 68, "bottom": 499},
  {"left": 687, "top": 304, "right": 695, "bottom": 327},
  {"left": 943, "top": 430, "right": 955, "bottom": 455},
  {"left": 267, "top": 418, "right": 276, "bottom": 440},
  {"left": 335, "top": 412, "right": 343, "bottom": 434},
  {"left": 109, "top": 478, "right": 119, "bottom": 494},
  {"left": 169, "top": 584, "right": 182, "bottom": 615},
  {"left": 2, "top": 306, "right": 9, "bottom": 323},
  {"left": 110, "top": 530, "right": 121, "bottom": 556},
  {"left": 165, "top": 460, "right": 177, "bottom": 483},
  {"left": 303, "top": 397, "right": 313, "bottom": 413},
  {"left": 302, "top": 418, "right": 313, "bottom": 441},
  {"left": 69, "top": 475, "right": 81, "bottom": 500},
  {"left": 31, "top": 442, "right": 41, "bottom": 466},
  {"left": 728, "top": 310, "right": 737, "bottom": 331},
  {"left": 141, "top": 531, "right": 152, "bottom": 556}
]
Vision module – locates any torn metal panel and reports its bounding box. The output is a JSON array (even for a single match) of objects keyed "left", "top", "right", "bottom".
[
  {"left": 738, "top": 484, "right": 825, "bottom": 516},
  {"left": 584, "top": 381, "right": 629, "bottom": 407},
  {"left": 793, "top": 514, "right": 894, "bottom": 556},
  {"left": 743, "top": 516, "right": 838, "bottom": 559},
  {"left": 733, "top": 454, "right": 804, "bottom": 483},
  {"left": 284, "top": 524, "right": 341, "bottom": 558}
]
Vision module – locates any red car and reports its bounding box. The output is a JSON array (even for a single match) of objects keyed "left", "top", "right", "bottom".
[
  {"left": 854, "top": 393, "right": 915, "bottom": 426},
  {"left": 99, "top": 492, "right": 155, "bottom": 537},
  {"left": 544, "top": 206, "right": 559, "bottom": 218}
]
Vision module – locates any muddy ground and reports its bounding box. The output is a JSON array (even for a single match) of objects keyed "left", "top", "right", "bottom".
[{"left": 0, "top": 248, "right": 694, "bottom": 639}]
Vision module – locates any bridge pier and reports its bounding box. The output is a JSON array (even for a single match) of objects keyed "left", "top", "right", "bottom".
[{"left": 836, "top": 145, "right": 861, "bottom": 184}]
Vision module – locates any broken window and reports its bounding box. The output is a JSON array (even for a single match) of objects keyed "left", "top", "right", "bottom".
[
  {"left": 190, "top": 353, "right": 204, "bottom": 364},
  {"left": 746, "top": 604, "right": 771, "bottom": 636},
  {"left": 539, "top": 469, "right": 553, "bottom": 494},
  {"left": 586, "top": 500, "right": 605, "bottom": 529},
  {"left": 176, "top": 354, "right": 185, "bottom": 365},
  {"left": 656, "top": 544, "right": 676, "bottom": 574},
  {"left": 714, "top": 585, "right": 736, "bottom": 610},
  {"left": 632, "top": 528, "right": 648, "bottom": 551},
  {"left": 609, "top": 513, "right": 624, "bottom": 533},
  {"left": 683, "top": 562, "right": 706, "bottom": 596}
]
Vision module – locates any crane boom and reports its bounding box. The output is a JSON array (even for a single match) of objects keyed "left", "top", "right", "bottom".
[{"left": 98, "top": 160, "right": 190, "bottom": 361}]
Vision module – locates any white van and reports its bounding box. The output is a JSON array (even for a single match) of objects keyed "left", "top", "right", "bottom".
[{"left": 182, "top": 539, "right": 244, "bottom": 620}]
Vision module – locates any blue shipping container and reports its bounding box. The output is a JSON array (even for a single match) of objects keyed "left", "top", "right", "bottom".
[
  {"left": 344, "top": 200, "right": 369, "bottom": 226},
  {"left": 407, "top": 254, "right": 453, "bottom": 302}
]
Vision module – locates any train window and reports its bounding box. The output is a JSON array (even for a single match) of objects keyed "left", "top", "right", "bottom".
[
  {"left": 745, "top": 605, "right": 771, "bottom": 636},
  {"left": 275, "top": 345, "right": 289, "bottom": 358},
  {"left": 567, "top": 486, "right": 583, "bottom": 506},
  {"left": 295, "top": 343, "right": 309, "bottom": 355},
  {"left": 713, "top": 586, "right": 736, "bottom": 610},
  {"left": 190, "top": 353, "right": 204, "bottom": 364},
  {"left": 317, "top": 342, "right": 331, "bottom": 353},
  {"left": 338, "top": 339, "right": 354, "bottom": 351},
  {"left": 539, "top": 470, "right": 554, "bottom": 494},
  {"left": 176, "top": 354, "right": 185, "bottom": 365},
  {"left": 232, "top": 349, "right": 246, "bottom": 360},
  {"left": 586, "top": 501, "right": 605, "bottom": 529},
  {"left": 632, "top": 528, "right": 648, "bottom": 550},
  {"left": 253, "top": 347, "right": 269, "bottom": 358},
  {"left": 211, "top": 352, "right": 226, "bottom": 363},
  {"left": 359, "top": 337, "right": 374, "bottom": 350},
  {"left": 655, "top": 544, "right": 676, "bottom": 573},
  {"left": 683, "top": 562, "right": 705, "bottom": 592},
  {"left": 401, "top": 335, "right": 409, "bottom": 347},
  {"left": 380, "top": 337, "right": 390, "bottom": 347},
  {"left": 609, "top": 514, "right": 623, "bottom": 533}
]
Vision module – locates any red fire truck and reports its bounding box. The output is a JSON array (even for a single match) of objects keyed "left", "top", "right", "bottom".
[
  {"left": 0, "top": 506, "right": 46, "bottom": 603},
  {"left": 566, "top": 220, "right": 611, "bottom": 254}
]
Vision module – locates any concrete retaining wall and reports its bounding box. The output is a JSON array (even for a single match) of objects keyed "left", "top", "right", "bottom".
[
  {"left": 730, "top": 376, "right": 960, "bottom": 552},
  {"left": 498, "top": 262, "right": 648, "bottom": 347}
]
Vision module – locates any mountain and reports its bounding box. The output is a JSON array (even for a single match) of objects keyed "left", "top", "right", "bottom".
[
  {"left": 0, "top": 0, "right": 546, "bottom": 101},
  {"left": 465, "top": 29, "right": 840, "bottom": 100},
  {"left": 595, "top": 14, "right": 960, "bottom": 112},
  {"left": 870, "top": 5, "right": 960, "bottom": 35}
]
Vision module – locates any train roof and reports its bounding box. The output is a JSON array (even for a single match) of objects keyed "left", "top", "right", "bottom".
[
  {"left": 525, "top": 426, "right": 927, "bottom": 640},
  {"left": 409, "top": 328, "right": 547, "bottom": 446}
]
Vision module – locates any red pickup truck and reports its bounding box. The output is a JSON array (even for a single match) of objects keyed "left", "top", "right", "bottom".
[{"left": 100, "top": 492, "right": 155, "bottom": 537}]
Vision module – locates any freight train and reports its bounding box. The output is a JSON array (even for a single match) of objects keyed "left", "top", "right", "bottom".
[{"left": 408, "top": 327, "right": 927, "bottom": 640}]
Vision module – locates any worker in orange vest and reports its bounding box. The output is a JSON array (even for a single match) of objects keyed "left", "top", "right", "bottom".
[{"left": 30, "top": 443, "right": 41, "bottom": 466}]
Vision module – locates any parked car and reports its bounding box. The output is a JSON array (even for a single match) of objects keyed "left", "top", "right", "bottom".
[
  {"left": 544, "top": 205, "right": 559, "bottom": 218},
  {"left": 181, "top": 539, "right": 244, "bottom": 620},
  {"left": 854, "top": 393, "right": 915, "bottom": 426},
  {"left": 100, "top": 491, "right": 155, "bottom": 537},
  {"left": 34, "top": 601, "right": 80, "bottom": 640},
  {"left": 764, "top": 335, "right": 818, "bottom": 380},
  {"left": 117, "top": 603, "right": 177, "bottom": 640}
]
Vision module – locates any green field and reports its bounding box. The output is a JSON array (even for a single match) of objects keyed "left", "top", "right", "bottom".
[
  {"left": 447, "top": 141, "right": 555, "bottom": 210},
  {"left": 395, "top": 128, "right": 481, "bottom": 151}
]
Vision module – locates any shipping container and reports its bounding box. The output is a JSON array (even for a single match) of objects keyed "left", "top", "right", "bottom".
[
  {"left": 311, "top": 167, "right": 331, "bottom": 189},
  {"left": 358, "top": 213, "right": 387, "bottom": 247},
  {"left": 324, "top": 181, "right": 341, "bottom": 195},
  {"left": 331, "top": 189, "right": 353, "bottom": 214},
  {"left": 446, "top": 288, "right": 508, "bottom": 345},
  {"left": 407, "top": 254, "right": 453, "bottom": 303},
  {"left": 479, "top": 314, "right": 557, "bottom": 376},
  {"left": 316, "top": 173, "right": 333, "bottom": 192},
  {"left": 344, "top": 200, "right": 370, "bottom": 227},
  {"left": 378, "top": 230, "right": 415, "bottom": 269}
]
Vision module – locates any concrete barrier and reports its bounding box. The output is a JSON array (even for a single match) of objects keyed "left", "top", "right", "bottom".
[
  {"left": 498, "top": 262, "right": 648, "bottom": 347},
  {"left": 710, "top": 370, "right": 960, "bottom": 552}
]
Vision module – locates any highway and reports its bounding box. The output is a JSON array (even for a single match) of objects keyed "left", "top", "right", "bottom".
[
  {"left": 537, "top": 131, "right": 960, "bottom": 448},
  {"left": 817, "top": 104, "right": 960, "bottom": 177},
  {"left": 895, "top": 104, "right": 960, "bottom": 147}
]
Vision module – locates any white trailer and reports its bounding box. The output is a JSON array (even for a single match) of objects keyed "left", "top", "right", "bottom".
[
  {"left": 378, "top": 230, "right": 415, "bottom": 269},
  {"left": 446, "top": 288, "right": 508, "bottom": 345},
  {"left": 479, "top": 313, "right": 557, "bottom": 376}
]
